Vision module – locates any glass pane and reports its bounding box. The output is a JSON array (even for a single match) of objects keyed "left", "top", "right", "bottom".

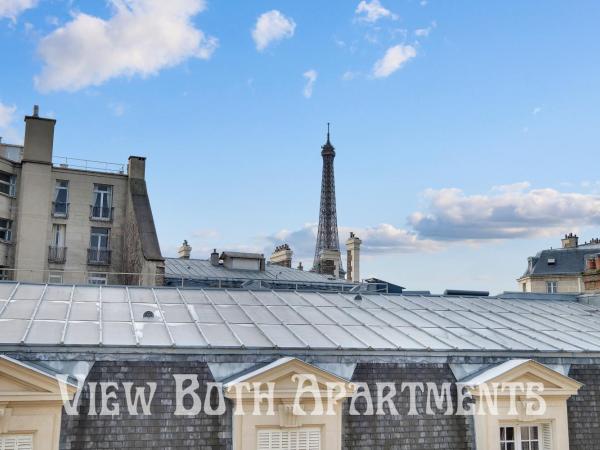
[
  {"left": 13, "top": 284, "right": 45, "bottom": 300},
  {"left": 251, "top": 291, "right": 286, "bottom": 306},
  {"left": 240, "top": 305, "right": 278, "bottom": 324},
  {"left": 268, "top": 306, "right": 306, "bottom": 323},
  {"left": 135, "top": 323, "right": 170, "bottom": 346},
  {"left": 230, "top": 324, "right": 272, "bottom": 347},
  {"left": 294, "top": 307, "right": 335, "bottom": 324},
  {"left": 26, "top": 320, "right": 64, "bottom": 344},
  {"left": 161, "top": 304, "right": 193, "bottom": 322},
  {"left": 154, "top": 288, "right": 183, "bottom": 304},
  {"left": 73, "top": 286, "right": 99, "bottom": 302},
  {"left": 3, "top": 300, "right": 37, "bottom": 319},
  {"left": 0, "top": 319, "right": 27, "bottom": 343},
  {"left": 260, "top": 324, "right": 305, "bottom": 347},
  {"left": 65, "top": 321, "right": 99, "bottom": 345},
  {"left": 227, "top": 290, "right": 261, "bottom": 306},
  {"left": 216, "top": 305, "right": 249, "bottom": 323},
  {"left": 532, "top": 427, "right": 539, "bottom": 439},
  {"left": 203, "top": 290, "right": 235, "bottom": 305},
  {"left": 0, "top": 283, "right": 17, "bottom": 299},
  {"left": 45, "top": 285, "right": 72, "bottom": 301},
  {"left": 506, "top": 427, "right": 514, "bottom": 440},
  {"left": 132, "top": 303, "right": 162, "bottom": 321},
  {"left": 198, "top": 323, "right": 239, "bottom": 346},
  {"left": 319, "top": 324, "right": 369, "bottom": 348},
  {"left": 522, "top": 427, "right": 530, "bottom": 439},
  {"left": 70, "top": 302, "right": 99, "bottom": 321},
  {"left": 288, "top": 324, "right": 333, "bottom": 348},
  {"left": 103, "top": 322, "right": 135, "bottom": 345},
  {"left": 128, "top": 288, "right": 155, "bottom": 303},
  {"left": 192, "top": 304, "right": 223, "bottom": 323},
  {"left": 345, "top": 325, "right": 395, "bottom": 348},
  {"left": 103, "top": 303, "right": 131, "bottom": 321},
  {"left": 168, "top": 323, "right": 207, "bottom": 346},
  {"left": 36, "top": 301, "right": 69, "bottom": 320},
  {"left": 179, "top": 290, "right": 209, "bottom": 304}
]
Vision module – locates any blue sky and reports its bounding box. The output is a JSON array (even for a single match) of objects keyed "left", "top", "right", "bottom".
[{"left": 1, "top": 0, "right": 600, "bottom": 293}]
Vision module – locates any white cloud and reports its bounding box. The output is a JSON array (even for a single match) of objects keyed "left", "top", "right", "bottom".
[
  {"left": 302, "top": 69, "right": 317, "bottom": 98},
  {"left": 34, "top": 0, "right": 218, "bottom": 92},
  {"left": 0, "top": 0, "right": 37, "bottom": 21},
  {"left": 409, "top": 183, "right": 600, "bottom": 241},
  {"left": 252, "top": 10, "right": 295, "bottom": 51},
  {"left": 372, "top": 44, "right": 416, "bottom": 78},
  {"left": 415, "top": 21, "right": 436, "bottom": 37},
  {"left": 355, "top": 0, "right": 397, "bottom": 23},
  {"left": 266, "top": 222, "right": 439, "bottom": 259},
  {"left": 0, "top": 101, "right": 20, "bottom": 144}
]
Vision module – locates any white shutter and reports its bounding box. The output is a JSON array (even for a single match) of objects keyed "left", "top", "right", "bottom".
[
  {"left": 0, "top": 435, "right": 33, "bottom": 450},
  {"left": 256, "top": 429, "right": 321, "bottom": 450},
  {"left": 542, "top": 423, "right": 552, "bottom": 450}
]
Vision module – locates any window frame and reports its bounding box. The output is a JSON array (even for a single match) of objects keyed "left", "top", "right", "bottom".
[
  {"left": 0, "top": 218, "right": 13, "bottom": 241},
  {"left": 546, "top": 280, "right": 558, "bottom": 294},
  {"left": 91, "top": 184, "right": 113, "bottom": 220},
  {"left": 53, "top": 179, "right": 70, "bottom": 217},
  {"left": 88, "top": 273, "right": 108, "bottom": 285},
  {"left": 0, "top": 171, "right": 16, "bottom": 197},
  {"left": 499, "top": 424, "right": 544, "bottom": 450}
]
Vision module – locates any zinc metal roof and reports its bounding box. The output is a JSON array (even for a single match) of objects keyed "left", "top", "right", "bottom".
[
  {"left": 2, "top": 282, "right": 600, "bottom": 352},
  {"left": 165, "top": 258, "right": 349, "bottom": 284},
  {"left": 523, "top": 244, "right": 600, "bottom": 277}
]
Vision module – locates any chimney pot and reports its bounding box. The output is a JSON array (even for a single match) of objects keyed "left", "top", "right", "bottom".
[
  {"left": 178, "top": 240, "right": 192, "bottom": 259},
  {"left": 33, "top": 105, "right": 39, "bottom": 117},
  {"left": 210, "top": 249, "right": 219, "bottom": 266}
]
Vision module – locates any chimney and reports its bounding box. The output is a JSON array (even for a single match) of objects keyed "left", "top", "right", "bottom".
[
  {"left": 128, "top": 156, "right": 146, "bottom": 179},
  {"left": 561, "top": 233, "right": 579, "bottom": 249},
  {"left": 270, "top": 243, "right": 293, "bottom": 268},
  {"left": 178, "top": 240, "right": 192, "bottom": 259},
  {"left": 346, "top": 232, "right": 362, "bottom": 282},
  {"left": 297, "top": 262, "right": 304, "bottom": 271},
  {"left": 23, "top": 105, "right": 56, "bottom": 164},
  {"left": 210, "top": 249, "right": 219, "bottom": 266}
]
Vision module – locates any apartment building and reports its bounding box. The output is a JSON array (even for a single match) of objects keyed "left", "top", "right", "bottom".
[{"left": 0, "top": 106, "right": 163, "bottom": 285}]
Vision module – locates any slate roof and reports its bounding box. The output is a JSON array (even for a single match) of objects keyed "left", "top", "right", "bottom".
[
  {"left": 522, "top": 244, "right": 600, "bottom": 277},
  {"left": 3, "top": 282, "right": 600, "bottom": 352},
  {"left": 165, "top": 257, "right": 349, "bottom": 284}
]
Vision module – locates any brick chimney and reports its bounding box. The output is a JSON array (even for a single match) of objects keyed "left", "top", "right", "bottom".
[
  {"left": 561, "top": 233, "right": 579, "bottom": 249},
  {"left": 270, "top": 244, "right": 293, "bottom": 268},
  {"left": 210, "top": 249, "right": 219, "bottom": 266},
  {"left": 346, "top": 232, "right": 362, "bottom": 282},
  {"left": 178, "top": 240, "right": 192, "bottom": 259}
]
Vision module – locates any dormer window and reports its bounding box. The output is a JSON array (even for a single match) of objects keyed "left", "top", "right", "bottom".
[{"left": 547, "top": 258, "right": 556, "bottom": 265}]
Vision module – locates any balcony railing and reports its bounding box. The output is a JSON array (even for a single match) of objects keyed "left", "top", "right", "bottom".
[
  {"left": 87, "top": 248, "right": 111, "bottom": 265},
  {"left": 52, "top": 202, "right": 69, "bottom": 218},
  {"left": 90, "top": 205, "right": 114, "bottom": 221},
  {"left": 48, "top": 246, "right": 67, "bottom": 263}
]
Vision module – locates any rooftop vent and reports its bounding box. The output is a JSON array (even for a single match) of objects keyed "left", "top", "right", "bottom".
[
  {"left": 444, "top": 289, "right": 489, "bottom": 297},
  {"left": 354, "top": 294, "right": 363, "bottom": 301},
  {"left": 143, "top": 310, "right": 154, "bottom": 319}
]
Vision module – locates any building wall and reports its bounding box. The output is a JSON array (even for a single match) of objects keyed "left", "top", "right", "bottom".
[
  {"left": 343, "top": 363, "right": 472, "bottom": 450},
  {"left": 59, "top": 361, "right": 232, "bottom": 450},
  {"left": 567, "top": 365, "right": 600, "bottom": 449},
  {"left": 521, "top": 275, "right": 583, "bottom": 293}
]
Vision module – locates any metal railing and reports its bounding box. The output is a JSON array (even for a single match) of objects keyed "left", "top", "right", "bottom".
[
  {"left": 87, "top": 248, "right": 111, "bottom": 265},
  {"left": 51, "top": 201, "right": 69, "bottom": 218},
  {"left": 48, "top": 246, "right": 67, "bottom": 263},
  {"left": 53, "top": 156, "right": 125, "bottom": 174},
  {"left": 89, "top": 205, "right": 113, "bottom": 221}
]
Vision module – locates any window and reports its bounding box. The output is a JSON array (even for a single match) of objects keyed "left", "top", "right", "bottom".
[
  {"left": 257, "top": 428, "right": 320, "bottom": 450},
  {"left": 91, "top": 184, "right": 113, "bottom": 220},
  {"left": 48, "top": 272, "right": 64, "bottom": 284},
  {"left": 0, "top": 218, "right": 12, "bottom": 241},
  {"left": 49, "top": 224, "right": 67, "bottom": 263},
  {"left": 0, "top": 171, "right": 16, "bottom": 196},
  {"left": 522, "top": 283, "right": 527, "bottom": 292},
  {"left": 88, "top": 227, "right": 110, "bottom": 265},
  {"left": 53, "top": 180, "right": 69, "bottom": 217},
  {"left": 499, "top": 425, "right": 547, "bottom": 450},
  {"left": 88, "top": 273, "right": 107, "bottom": 285},
  {"left": 546, "top": 281, "right": 558, "bottom": 294},
  {"left": 0, "top": 267, "right": 11, "bottom": 280},
  {"left": 0, "top": 435, "right": 33, "bottom": 450}
]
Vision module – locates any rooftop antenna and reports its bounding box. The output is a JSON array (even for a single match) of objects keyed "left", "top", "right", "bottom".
[{"left": 327, "top": 122, "right": 330, "bottom": 142}]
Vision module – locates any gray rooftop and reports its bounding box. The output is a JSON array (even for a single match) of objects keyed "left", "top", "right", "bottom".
[
  {"left": 2, "top": 282, "right": 600, "bottom": 352},
  {"left": 165, "top": 257, "right": 349, "bottom": 284},
  {"left": 523, "top": 244, "right": 600, "bottom": 277}
]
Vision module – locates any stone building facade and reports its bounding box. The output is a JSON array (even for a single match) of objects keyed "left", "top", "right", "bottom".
[{"left": 0, "top": 107, "right": 163, "bottom": 285}]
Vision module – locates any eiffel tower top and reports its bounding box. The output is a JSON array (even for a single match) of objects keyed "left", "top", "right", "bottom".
[{"left": 321, "top": 122, "right": 335, "bottom": 156}]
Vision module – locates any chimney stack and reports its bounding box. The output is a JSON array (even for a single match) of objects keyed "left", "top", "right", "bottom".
[
  {"left": 23, "top": 104, "right": 55, "bottom": 164},
  {"left": 297, "top": 261, "right": 304, "bottom": 271},
  {"left": 270, "top": 243, "right": 293, "bottom": 268},
  {"left": 178, "top": 240, "right": 192, "bottom": 259},
  {"left": 210, "top": 249, "right": 220, "bottom": 266},
  {"left": 346, "top": 232, "right": 362, "bottom": 282},
  {"left": 561, "top": 233, "right": 579, "bottom": 249}
]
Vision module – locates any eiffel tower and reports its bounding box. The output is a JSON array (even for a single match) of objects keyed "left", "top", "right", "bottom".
[{"left": 312, "top": 124, "right": 342, "bottom": 277}]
